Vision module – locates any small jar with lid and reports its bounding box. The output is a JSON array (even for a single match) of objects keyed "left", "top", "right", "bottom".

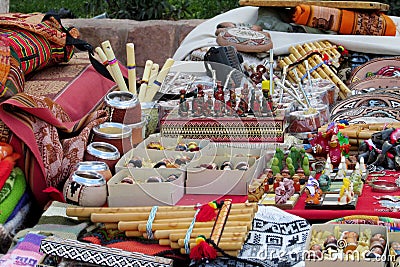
[
  {"left": 84, "top": 142, "right": 120, "bottom": 173},
  {"left": 75, "top": 161, "right": 112, "bottom": 182},
  {"left": 105, "top": 91, "right": 142, "bottom": 125},
  {"left": 63, "top": 170, "right": 107, "bottom": 207},
  {"left": 92, "top": 122, "right": 133, "bottom": 155}
]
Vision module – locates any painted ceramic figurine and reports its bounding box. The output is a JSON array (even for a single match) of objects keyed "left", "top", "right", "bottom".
[
  {"left": 350, "top": 162, "right": 363, "bottom": 194},
  {"left": 192, "top": 84, "right": 205, "bottom": 117},
  {"left": 305, "top": 177, "right": 322, "bottom": 204},
  {"left": 178, "top": 89, "right": 189, "bottom": 117},
  {"left": 338, "top": 177, "right": 355, "bottom": 204},
  {"left": 204, "top": 93, "right": 214, "bottom": 117},
  {"left": 226, "top": 89, "right": 237, "bottom": 116},
  {"left": 275, "top": 181, "right": 287, "bottom": 205},
  {"left": 236, "top": 95, "right": 248, "bottom": 117},
  {"left": 213, "top": 82, "right": 225, "bottom": 117}
]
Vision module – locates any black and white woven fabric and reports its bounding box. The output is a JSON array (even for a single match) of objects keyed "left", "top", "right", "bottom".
[{"left": 193, "top": 206, "right": 310, "bottom": 267}]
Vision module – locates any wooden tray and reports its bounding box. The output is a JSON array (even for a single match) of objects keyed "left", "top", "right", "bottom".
[
  {"left": 305, "top": 193, "right": 358, "bottom": 210},
  {"left": 239, "top": 0, "right": 389, "bottom": 11},
  {"left": 258, "top": 192, "right": 301, "bottom": 209}
]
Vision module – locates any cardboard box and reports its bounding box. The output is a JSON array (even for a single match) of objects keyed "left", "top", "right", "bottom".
[
  {"left": 305, "top": 224, "right": 388, "bottom": 267},
  {"left": 115, "top": 146, "right": 197, "bottom": 173},
  {"left": 185, "top": 155, "right": 264, "bottom": 195},
  {"left": 107, "top": 168, "right": 184, "bottom": 207},
  {"left": 136, "top": 133, "right": 212, "bottom": 152},
  {"left": 388, "top": 232, "right": 400, "bottom": 267}
]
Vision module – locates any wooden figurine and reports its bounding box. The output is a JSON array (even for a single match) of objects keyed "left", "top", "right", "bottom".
[{"left": 292, "top": 174, "right": 301, "bottom": 192}]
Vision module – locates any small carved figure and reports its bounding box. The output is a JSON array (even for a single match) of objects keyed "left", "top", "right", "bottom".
[{"left": 318, "top": 173, "right": 331, "bottom": 192}]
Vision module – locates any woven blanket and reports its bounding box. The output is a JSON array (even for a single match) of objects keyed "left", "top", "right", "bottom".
[
  {"left": 0, "top": 52, "right": 121, "bottom": 207},
  {"left": 201, "top": 206, "right": 310, "bottom": 267}
]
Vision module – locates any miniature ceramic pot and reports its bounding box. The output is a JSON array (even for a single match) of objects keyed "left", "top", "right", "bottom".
[
  {"left": 63, "top": 170, "right": 107, "bottom": 207},
  {"left": 84, "top": 142, "right": 120, "bottom": 172},
  {"left": 75, "top": 161, "right": 112, "bottom": 182},
  {"left": 105, "top": 91, "right": 142, "bottom": 124},
  {"left": 92, "top": 122, "right": 133, "bottom": 154}
]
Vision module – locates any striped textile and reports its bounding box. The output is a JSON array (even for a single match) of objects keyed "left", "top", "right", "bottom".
[
  {"left": 0, "top": 13, "right": 77, "bottom": 76},
  {"left": 0, "top": 36, "right": 24, "bottom": 103}
]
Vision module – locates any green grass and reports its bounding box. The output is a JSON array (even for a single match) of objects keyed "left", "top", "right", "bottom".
[{"left": 10, "top": 0, "right": 107, "bottom": 18}]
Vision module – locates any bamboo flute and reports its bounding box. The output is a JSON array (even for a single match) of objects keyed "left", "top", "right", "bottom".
[
  {"left": 126, "top": 43, "right": 137, "bottom": 95},
  {"left": 101, "top": 40, "right": 128, "bottom": 91},
  {"left": 137, "top": 220, "right": 252, "bottom": 232},
  {"left": 144, "top": 58, "right": 175, "bottom": 102},
  {"left": 169, "top": 231, "right": 246, "bottom": 242},
  {"left": 138, "top": 60, "right": 153, "bottom": 102},
  {"left": 153, "top": 226, "right": 249, "bottom": 240},
  {"left": 291, "top": 46, "right": 329, "bottom": 81},
  {"left": 177, "top": 237, "right": 245, "bottom": 248},
  {"left": 303, "top": 43, "right": 350, "bottom": 98},
  {"left": 289, "top": 47, "right": 321, "bottom": 79},
  {"left": 118, "top": 213, "right": 253, "bottom": 232},
  {"left": 95, "top": 46, "right": 116, "bottom": 81},
  {"left": 67, "top": 203, "right": 257, "bottom": 219},
  {"left": 180, "top": 241, "right": 242, "bottom": 252},
  {"left": 124, "top": 230, "right": 143, "bottom": 237}
]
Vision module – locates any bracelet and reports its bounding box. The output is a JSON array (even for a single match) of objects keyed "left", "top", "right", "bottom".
[{"left": 371, "top": 180, "right": 400, "bottom": 193}]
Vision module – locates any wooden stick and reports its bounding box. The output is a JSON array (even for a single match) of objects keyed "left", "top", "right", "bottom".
[
  {"left": 101, "top": 40, "right": 128, "bottom": 91},
  {"left": 210, "top": 199, "right": 232, "bottom": 245},
  {"left": 126, "top": 43, "right": 137, "bottom": 95},
  {"left": 143, "top": 63, "right": 159, "bottom": 102}
]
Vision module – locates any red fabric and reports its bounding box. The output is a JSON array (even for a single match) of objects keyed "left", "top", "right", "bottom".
[
  {"left": 0, "top": 94, "right": 108, "bottom": 207},
  {"left": 177, "top": 173, "right": 400, "bottom": 221},
  {"left": 287, "top": 172, "right": 400, "bottom": 220}
]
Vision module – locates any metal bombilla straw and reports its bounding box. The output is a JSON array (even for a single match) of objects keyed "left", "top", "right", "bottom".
[{"left": 292, "top": 68, "right": 312, "bottom": 109}]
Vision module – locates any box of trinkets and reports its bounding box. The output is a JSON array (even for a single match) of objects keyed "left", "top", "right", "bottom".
[
  {"left": 185, "top": 154, "right": 265, "bottom": 195},
  {"left": 388, "top": 232, "right": 400, "bottom": 267},
  {"left": 107, "top": 168, "right": 184, "bottom": 207},
  {"left": 305, "top": 224, "right": 388, "bottom": 267}
]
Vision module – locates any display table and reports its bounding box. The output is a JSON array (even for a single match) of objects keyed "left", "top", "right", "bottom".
[
  {"left": 177, "top": 172, "right": 400, "bottom": 222},
  {"left": 288, "top": 177, "right": 400, "bottom": 220}
]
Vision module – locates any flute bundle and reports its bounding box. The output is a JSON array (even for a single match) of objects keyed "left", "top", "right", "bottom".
[
  {"left": 278, "top": 40, "right": 351, "bottom": 99},
  {"left": 67, "top": 202, "right": 257, "bottom": 257}
]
